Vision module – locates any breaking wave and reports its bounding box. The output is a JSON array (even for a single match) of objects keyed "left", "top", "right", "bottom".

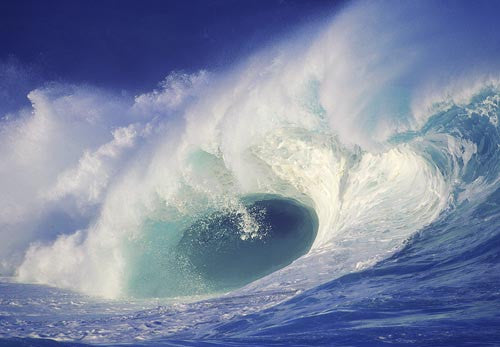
[{"left": 1, "top": 1, "right": 499, "bottom": 304}]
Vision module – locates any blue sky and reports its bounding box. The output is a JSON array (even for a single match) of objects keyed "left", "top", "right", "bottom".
[{"left": 0, "top": 0, "right": 341, "bottom": 114}]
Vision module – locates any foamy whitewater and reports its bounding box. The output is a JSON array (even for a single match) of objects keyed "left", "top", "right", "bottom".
[{"left": 1, "top": 1, "right": 500, "bottom": 346}]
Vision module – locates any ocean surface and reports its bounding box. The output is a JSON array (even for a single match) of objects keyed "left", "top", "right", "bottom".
[{"left": 1, "top": 1, "right": 499, "bottom": 346}]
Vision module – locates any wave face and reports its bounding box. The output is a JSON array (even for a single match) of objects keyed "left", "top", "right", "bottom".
[{"left": 1, "top": 0, "right": 500, "bottom": 345}]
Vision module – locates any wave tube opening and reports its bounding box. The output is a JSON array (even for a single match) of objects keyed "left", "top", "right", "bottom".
[{"left": 125, "top": 194, "right": 318, "bottom": 298}]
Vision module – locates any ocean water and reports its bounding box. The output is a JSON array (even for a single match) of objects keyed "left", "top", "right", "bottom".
[{"left": 1, "top": 1, "right": 500, "bottom": 346}]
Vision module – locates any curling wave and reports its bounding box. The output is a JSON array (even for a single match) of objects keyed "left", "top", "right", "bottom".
[
  {"left": 4, "top": 1, "right": 500, "bottom": 302},
  {"left": 16, "top": 84, "right": 500, "bottom": 299}
]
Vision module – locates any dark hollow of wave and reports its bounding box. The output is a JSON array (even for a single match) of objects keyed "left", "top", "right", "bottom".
[{"left": 127, "top": 195, "right": 318, "bottom": 298}]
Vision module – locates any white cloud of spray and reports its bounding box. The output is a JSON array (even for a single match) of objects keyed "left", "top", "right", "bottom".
[
  {"left": 0, "top": 75, "right": 204, "bottom": 274},
  {"left": 1, "top": 0, "right": 499, "bottom": 296},
  {"left": 44, "top": 123, "right": 141, "bottom": 207},
  {"left": 0, "top": 86, "right": 128, "bottom": 268}
]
